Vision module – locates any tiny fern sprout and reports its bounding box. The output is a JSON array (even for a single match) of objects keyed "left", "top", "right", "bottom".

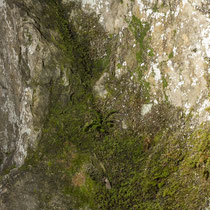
[{"left": 83, "top": 110, "right": 117, "bottom": 135}]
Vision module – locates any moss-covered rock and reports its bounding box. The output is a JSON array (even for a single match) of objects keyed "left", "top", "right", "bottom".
[{"left": 0, "top": 0, "right": 209, "bottom": 210}]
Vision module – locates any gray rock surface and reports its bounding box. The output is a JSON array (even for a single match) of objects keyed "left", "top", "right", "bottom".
[
  {"left": 0, "top": 0, "right": 65, "bottom": 171},
  {"left": 0, "top": 168, "right": 76, "bottom": 210}
]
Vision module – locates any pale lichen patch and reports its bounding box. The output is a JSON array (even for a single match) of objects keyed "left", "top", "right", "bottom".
[
  {"left": 94, "top": 72, "right": 109, "bottom": 98},
  {"left": 141, "top": 104, "right": 153, "bottom": 116}
]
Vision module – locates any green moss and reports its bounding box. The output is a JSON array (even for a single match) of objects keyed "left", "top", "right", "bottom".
[
  {"left": 20, "top": 1, "right": 112, "bottom": 208},
  {"left": 162, "top": 73, "right": 169, "bottom": 101},
  {"left": 152, "top": 3, "right": 158, "bottom": 12},
  {"left": 129, "top": 15, "right": 153, "bottom": 101},
  {"left": 117, "top": 63, "right": 122, "bottom": 69},
  {"left": 205, "top": 106, "right": 210, "bottom": 112},
  {"left": 162, "top": 76, "right": 168, "bottom": 89},
  {"left": 159, "top": 60, "right": 169, "bottom": 101},
  {"left": 162, "top": 182, "right": 180, "bottom": 197},
  {"left": 91, "top": 122, "right": 209, "bottom": 209},
  {"left": 184, "top": 125, "right": 210, "bottom": 178},
  {"left": 129, "top": 16, "right": 150, "bottom": 65},
  {"left": 168, "top": 51, "right": 174, "bottom": 59},
  {"left": 1, "top": 165, "right": 16, "bottom": 176},
  {"left": 20, "top": 1, "right": 209, "bottom": 209}
]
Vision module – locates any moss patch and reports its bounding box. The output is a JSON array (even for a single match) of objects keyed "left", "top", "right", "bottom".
[
  {"left": 129, "top": 15, "right": 154, "bottom": 102},
  {"left": 17, "top": 2, "right": 210, "bottom": 210}
]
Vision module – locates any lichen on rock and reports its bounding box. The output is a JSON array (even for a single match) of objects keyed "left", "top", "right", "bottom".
[{"left": 0, "top": 0, "right": 209, "bottom": 209}]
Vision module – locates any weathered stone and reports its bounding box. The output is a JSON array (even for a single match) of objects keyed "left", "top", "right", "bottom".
[
  {"left": 0, "top": 0, "right": 209, "bottom": 209},
  {"left": 0, "top": 0, "right": 68, "bottom": 171}
]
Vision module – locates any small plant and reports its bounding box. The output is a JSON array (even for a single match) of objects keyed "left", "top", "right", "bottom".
[
  {"left": 168, "top": 51, "right": 174, "bottom": 59},
  {"left": 152, "top": 3, "right": 158, "bottom": 12},
  {"left": 117, "top": 63, "right": 122, "bottom": 69},
  {"left": 83, "top": 110, "right": 117, "bottom": 134}
]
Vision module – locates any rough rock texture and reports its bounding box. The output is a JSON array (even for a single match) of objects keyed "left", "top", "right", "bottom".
[
  {"left": 0, "top": 0, "right": 67, "bottom": 171},
  {"left": 80, "top": 0, "right": 209, "bottom": 123},
  {"left": 0, "top": 0, "right": 209, "bottom": 209},
  {"left": 0, "top": 167, "right": 77, "bottom": 210}
]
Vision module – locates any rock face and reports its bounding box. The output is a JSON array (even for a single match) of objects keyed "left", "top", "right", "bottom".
[
  {"left": 0, "top": 0, "right": 66, "bottom": 171},
  {"left": 81, "top": 0, "right": 209, "bottom": 122},
  {"left": 0, "top": 0, "right": 209, "bottom": 209},
  {"left": 0, "top": 0, "right": 34, "bottom": 170}
]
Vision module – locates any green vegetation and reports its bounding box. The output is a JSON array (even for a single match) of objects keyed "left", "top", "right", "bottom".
[
  {"left": 117, "top": 63, "right": 123, "bottom": 69},
  {"left": 93, "top": 124, "right": 209, "bottom": 209},
  {"left": 21, "top": 0, "right": 111, "bottom": 208},
  {"left": 152, "top": 3, "right": 159, "bottom": 12},
  {"left": 129, "top": 16, "right": 151, "bottom": 66},
  {"left": 21, "top": 3, "right": 209, "bottom": 209},
  {"left": 83, "top": 110, "right": 117, "bottom": 135},
  {"left": 129, "top": 15, "right": 154, "bottom": 102},
  {"left": 161, "top": 71, "right": 169, "bottom": 101},
  {"left": 168, "top": 51, "right": 174, "bottom": 59}
]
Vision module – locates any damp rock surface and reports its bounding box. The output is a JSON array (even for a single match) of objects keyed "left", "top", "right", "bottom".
[{"left": 0, "top": 0, "right": 209, "bottom": 209}]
